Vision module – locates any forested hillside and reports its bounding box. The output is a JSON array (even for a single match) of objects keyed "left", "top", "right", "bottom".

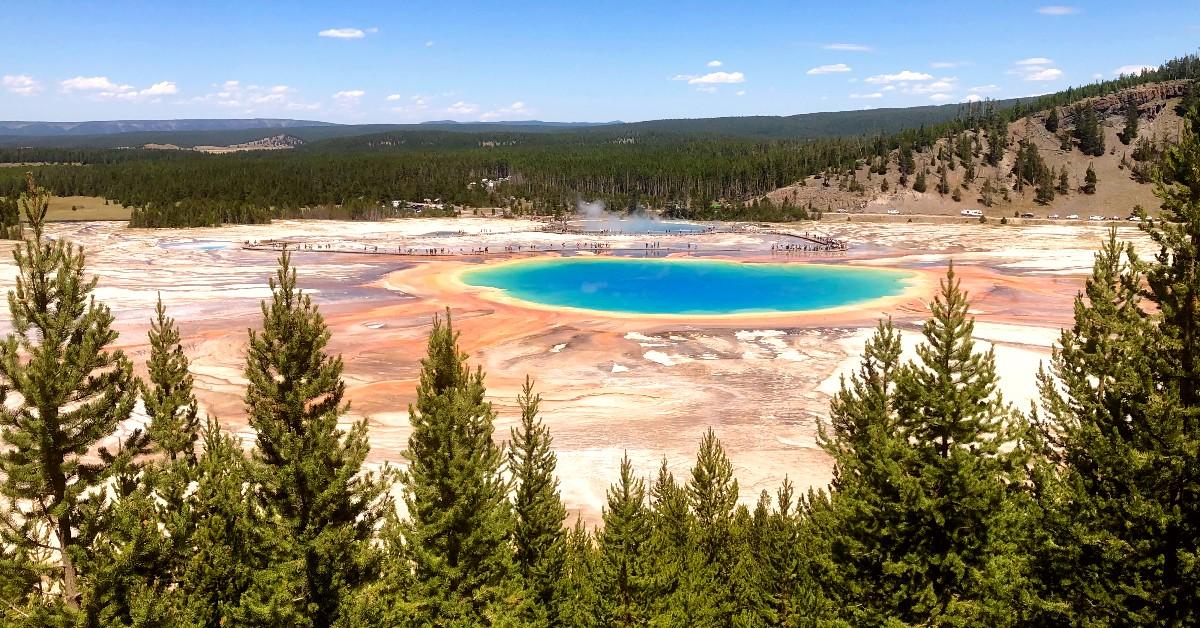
[
  {"left": 1, "top": 102, "right": 1198, "bottom": 623},
  {"left": 0, "top": 55, "right": 1196, "bottom": 228}
]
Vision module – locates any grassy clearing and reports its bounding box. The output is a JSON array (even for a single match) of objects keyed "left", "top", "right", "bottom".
[{"left": 44, "top": 196, "right": 131, "bottom": 221}]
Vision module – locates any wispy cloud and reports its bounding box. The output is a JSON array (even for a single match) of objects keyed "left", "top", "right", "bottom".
[
  {"left": 1036, "top": 6, "right": 1080, "bottom": 15},
  {"left": 909, "top": 77, "right": 958, "bottom": 94},
  {"left": 2, "top": 74, "right": 41, "bottom": 95},
  {"left": 807, "top": 63, "right": 852, "bottom": 75},
  {"left": 824, "top": 43, "right": 872, "bottom": 52},
  {"left": 685, "top": 71, "right": 745, "bottom": 85},
  {"left": 930, "top": 61, "right": 959, "bottom": 69},
  {"left": 319, "top": 27, "right": 376, "bottom": 39},
  {"left": 1113, "top": 64, "right": 1154, "bottom": 76},
  {"left": 386, "top": 94, "right": 402, "bottom": 101},
  {"left": 333, "top": 90, "right": 365, "bottom": 101},
  {"left": 425, "top": 40, "right": 435, "bottom": 47},
  {"left": 191, "top": 81, "right": 318, "bottom": 112},
  {"left": 968, "top": 84, "right": 1001, "bottom": 93},
  {"left": 1009, "top": 58, "right": 1063, "bottom": 81},
  {"left": 60, "top": 76, "right": 127, "bottom": 92},
  {"left": 706, "top": 60, "right": 723, "bottom": 67},
  {"left": 446, "top": 100, "right": 478, "bottom": 115},
  {"left": 480, "top": 101, "right": 528, "bottom": 121},
  {"left": 963, "top": 94, "right": 984, "bottom": 103},
  {"left": 929, "top": 93, "right": 953, "bottom": 102},
  {"left": 60, "top": 76, "right": 178, "bottom": 100},
  {"left": 850, "top": 92, "right": 883, "bottom": 99},
  {"left": 864, "top": 70, "right": 933, "bottom": 84}
]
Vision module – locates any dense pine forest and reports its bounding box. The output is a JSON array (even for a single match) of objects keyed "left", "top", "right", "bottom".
[
  {"left": 1, "top": 55, "right": 1197, "bottom": 228},
  {"left": 0, "top": 91, "right": 1197, "bottom": 627}
]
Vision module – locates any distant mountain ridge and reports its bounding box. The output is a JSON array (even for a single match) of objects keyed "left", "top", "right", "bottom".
[{"left": 0, "top": 118, "right": 337, "bottom": 137}]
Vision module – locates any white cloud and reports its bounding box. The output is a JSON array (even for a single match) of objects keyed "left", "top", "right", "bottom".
[
  {"left": 864, "top": 70, "right": 933, "bottom": 84},
  {"left": 1036, "top": 5, "right": 1080, "bottom": 15},
  {"left": 1113, "top": 64, "right": 1154, "bottom": 76},
  {"left": 695, "top": 86, "right": 718, "bottom": 94},
  {"left": 1009, "top": 58, "right": 1063, "bottom": 81},
  {"left": 1093, "top": 72, "right": 1105, "bottom": 79},
  {"left": 60, "top": 76, "right": 127, "bottom": 92},
  {"left": 962, "top": 94, "right": 984, "bottom": 103},
  {"left": 61, "top": 76, "right": 179, "bottom": 101},
  {"left": 447, "top": 100, "right": 479, "bottom": 115},
  {"left": 850, "top": 92, "right": 883, "bottom": 99},
  {"left": 930, "top": 61, "right": 959, "bottom": 69},
  {"left": 881, "top": 85, "right": 895, "bottom": 91},
  {"left": 686, "top": 71, "right": 745, "bottom": 85},
  {"left": 319, "top": 28, "right": 367, "bottom": 39},
  {"left": 425, "top": 40, "right": 435, "bottom": 47},
  {"left": 735, "top": 90, "right": 746, "bottom": 96},
  {"left": 333, "top": 90, "right": 365, "bottom": 101},
  {"left": 1025, "top": 67, "right": 1063, "bottom": 81},
  {"left": 386, "top": 94, "right": 402, "bottom": 101},
  {"left": 968, "top": 84, "right": 1000, "bottom": 93},
  {"left": 707, "top": 60, "right": 723, "bottom": 67},
  {"left": 807, "top": 63, "right": 852, "bottom": 75},
  {"left": 824, "top": 43, "right": 872, "bottom": 52},
  {"left": 479, "top": 101, "right": 528, "bottom": 121},
  {"left": 140, "top": 81, "right": 178, "bottom": 96},
  {"left": 191, "top": 81, "right": 317, "bottom": 112},
  {"left": 2, "top": 74, "right": 41, "bottom": 95},
  {"left": 929, "top": 93, "right": 953, "bottom": 102},
  {"left": 910, "top": 77, "right": 958, "bottom": 94}
]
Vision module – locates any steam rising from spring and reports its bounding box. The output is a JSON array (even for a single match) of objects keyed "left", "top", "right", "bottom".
[{"left": 574, "top": 198, "right": 670, "bottom": 233}]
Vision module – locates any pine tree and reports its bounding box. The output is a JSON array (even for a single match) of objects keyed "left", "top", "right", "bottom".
[
  {"left": 143, "top": 294, "right": 200, "bottom": 462},
  {"left": 242, "top": 251, "right": 389, "bottom": 626},
  {"left": 679, "top": 428, "right": 740, "bottom": 623},
  {"left": 0, "top": 175, "right": 138, "bottom": 616},
  {"left": 561, "top": 518, "right": 599, "bottom": 627},
  {"left": 1045, "top": 107, "right": 1060, "bottom": 133},
  {"left": 889, "top": 265, "right": 1029, "bottom": 624},
  {"left": 508, "top": 376, "right": 568, "bottom": 626},
  {"left": 1083, "top": 162, "right": 1098, "bottom": 194},
  {"left": 595, "top": 453, "right": 650, "bottom": 626},
  {"left": 645, "top": 458, "right": 691, "bottom": 620},
  {"left": 1056, "top": 167, "right": 1070, "bottom": 195},
  {"left": 179, "top": 417, "right": 276, "bottom": 626},
  {"left": 913, "top": 169, "right": 927, "bottom": 193},
  {"left": 1035, "top": 167, "right": 1056, "bottom": 205},
  {"left": 400, "top": 309, "right": 518, "bottom": 624},
  {"left": 1121, "top": 100, "right": 1139, "bottom": 145},
  {"left": 815, "top": 320, "right": 916, "bottom": 623},
  {"left": 1032, "top": 104, "right": 1200, "bottom": 611}
]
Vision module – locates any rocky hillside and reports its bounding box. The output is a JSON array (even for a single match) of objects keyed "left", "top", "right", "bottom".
[{"left": 766, "top": 80, "right": 1192, "bottom": 218}]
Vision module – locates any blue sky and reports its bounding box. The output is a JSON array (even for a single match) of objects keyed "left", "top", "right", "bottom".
[{"left": 1, "top": 1, "right": 1197, "bottom": 123}]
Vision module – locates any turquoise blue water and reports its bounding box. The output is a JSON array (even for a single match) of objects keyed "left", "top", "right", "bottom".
[{"left": 462, "top": 258, "right": 911, "bottom": 315}]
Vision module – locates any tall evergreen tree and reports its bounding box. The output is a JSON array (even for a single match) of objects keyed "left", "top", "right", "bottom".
[
  {"left": 1121, "top": 100, "right": 1139, "bottom": 144},
  {"left": 1045, "top": 107, "right": 1060, "bottom": 133},
  {"left": 508, "top": 377, "right": 568, "bottom": 626},
  {"left": 1083, "top": 162, "right": 1098, "bottom": 194},
  {"left": 143, "top": 294, "right": 200, "bottom": 462},
  {"left": 1037, "top": 99, "right": 1200, "bottom": 623},
  {"left": 242, "top": 251, "right": 389, "bottom": 627},
  {"left": 595, "top": 453, "right": 651, "bottom": 626},
  {"left": 400, "top": 309, "right": 519, "bottom": 625},
  {"left": 890, "top": 265, "right": 1030, "bottom": 624},
  {"left": 0, "top": 175, "right": 137, "bottom": 617}
]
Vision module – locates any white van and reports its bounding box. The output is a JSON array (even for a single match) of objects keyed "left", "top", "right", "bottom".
[{"left": 960, "top": 209, "right": 984, "bottom": 217}]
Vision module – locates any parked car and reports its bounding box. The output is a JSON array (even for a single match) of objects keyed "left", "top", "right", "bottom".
[
  {"left": 1110, "top": 215, "right": 1122, "bottom": 221},
  {"left": 1127, "top": 216, "right": 1141, "bottom": 221},
  {"left": 886, "top": 209, "right": 901, "bottom": 215},
  {"left": 960, "top": 209, "right": 984, "bottom": 217},
  {"left": 1048, "top": 214, "right": 1060, "bottom": 219},
  {"left": 1089, "top": 215, "right": 1106, "bottom": 221},
  {"left": 1020, "top": 212, "right": 1036, "bottom": 219},
  {"left": 1066, "top": 214, "right": 1080, "bottom": 220}
]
